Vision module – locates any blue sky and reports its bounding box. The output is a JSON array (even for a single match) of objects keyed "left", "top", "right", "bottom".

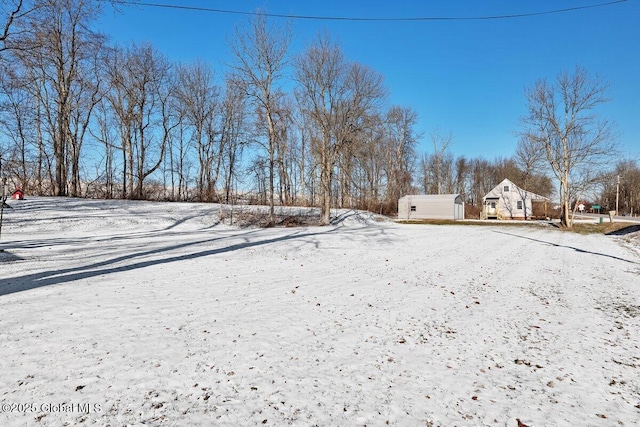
[{"left": 97, "top": 0, "right": 639, "bottom": 161}]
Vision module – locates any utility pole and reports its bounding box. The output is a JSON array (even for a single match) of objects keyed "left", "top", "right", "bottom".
[
  {"left": 615, "top": 174, "right": 620, "bottom": 216},
  {"left": 0, "top": 174, "right": 6, "bottom": 248}
]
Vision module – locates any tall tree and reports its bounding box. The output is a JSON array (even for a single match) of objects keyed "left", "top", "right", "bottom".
[
  {"left": 91, "top": 97, "right": 118, "bottom": 198},
  {"left": 0, "top": 0, "right": 43, "bottom": 57},
  {"left": 350, "top": 112, "right": 385, "bottom": 211},
  {"left": 220, "top": 76, "right": 249, "bottom": 204},
  {"left": 67, "top": 42, "right": 103, "bottom": 197},
  {"left": 421, "top": 129, "right": 454, "bottom": 195},
  {"left": 382, "top": 106, "right": 419, "bottom": 209},
  {"left": 174, "top": 60, "right": 220, "bottom": 201},
  {"left": 453, "top": 155, "right": 469, "bottom": 201},
  {"left": 16, "top": 0, "right": 103, "bottom": 196},
  {"left": 105, "top": 43, "right": 172, "bottom": 199},
  {"left": 467, "top": 157, "right": 494, "bottom": 206},
  {"left": 600, "top": 159, "right": 640, "bottom": 216},
  {"left": 271, "top": 94, "right": 295, "bottom": 205},
  {"left": 0, "top": 64, "right": 38, "bottom": 191},
  {"left": 229, "top": 12, "right": 291, "bottom": 225},
  {"left": 295, "top": 33, "right": 386, "bottom": 224},
  {"left": 520, "top": 66, "right": 617, "bottom": 228},
  {"left": 514, "top": 136, "right": 547, "bottom": 219}
]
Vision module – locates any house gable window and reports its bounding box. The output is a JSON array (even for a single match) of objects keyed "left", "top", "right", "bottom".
[{"left": 503, "top": 185, "right": 510, "bottom": 192}]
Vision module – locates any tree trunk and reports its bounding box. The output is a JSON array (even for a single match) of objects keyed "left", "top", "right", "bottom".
[{"left": 320, "top": 143, "right": 332, "bottom": 225}]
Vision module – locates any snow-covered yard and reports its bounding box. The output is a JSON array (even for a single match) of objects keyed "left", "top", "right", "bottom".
[{"left": 1, "top": 197, "right": 639, "bottom": 426}]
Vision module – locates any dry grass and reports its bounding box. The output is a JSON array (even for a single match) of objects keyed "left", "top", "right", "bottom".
[
  {"left": 571, "top": 222, "right": 638, "bottom": 235},
  {"left": 221, "top": 210, "right": 322, "bottom": 228}
]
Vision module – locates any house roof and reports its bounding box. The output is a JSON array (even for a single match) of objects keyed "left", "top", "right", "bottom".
[{"left": 483, "top": 178, "right": 549, "bottom": 201}]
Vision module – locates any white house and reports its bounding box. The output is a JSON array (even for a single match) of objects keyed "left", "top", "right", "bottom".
[
  {"left": 482, "top": 178, "right": 548, "bottom": 220},
  {"left": 398, "top": 194, "right": 465, "bottom": 220}
]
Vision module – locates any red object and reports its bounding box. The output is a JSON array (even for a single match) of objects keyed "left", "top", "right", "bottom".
[{"left": 11, "top": 189, "right": 24, "bottom": 200}]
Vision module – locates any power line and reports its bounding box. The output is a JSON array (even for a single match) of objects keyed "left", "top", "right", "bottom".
[{"left": 104, "top": 0, "right": 629, "bottom": 22}]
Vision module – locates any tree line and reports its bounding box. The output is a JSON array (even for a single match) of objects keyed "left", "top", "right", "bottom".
[{"left": 0, "top": 1, "right": 637, "bottom": 227}]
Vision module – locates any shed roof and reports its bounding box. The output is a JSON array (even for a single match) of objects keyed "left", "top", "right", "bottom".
[{"left": 399, "top": 194, "right": 462, "bottom": 202}]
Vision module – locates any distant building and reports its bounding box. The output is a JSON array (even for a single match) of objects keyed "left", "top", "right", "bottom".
[
  {"left": 482, "top": 178, "right": 548, "bottom": 219},
  {"left": 11, "top": 188, "right": 24, "bottom": 200},
  {"left": 398, "top": 194, "right": 465, "bottom": 220}
]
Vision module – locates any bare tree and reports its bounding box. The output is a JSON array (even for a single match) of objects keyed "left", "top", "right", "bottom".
[
  {"left": 382, "top": 106, "right": 419, "bottom": 209},
  {"left": 229, "top": 12, "right": 291, "bottom": 225},
  {"left": 430, "top": 128, "right": 453, "bottom": 194},
  {"left": 348, "top": 113, "right": 384, "bottom": 211},
  {"left": 272, "top": 94, "right": 295, "bottom": 205},
  {"left": 453, "top": 155, "right": 469, "bottom": 201},
  {"left": 1, "top": 1, "right": 119, "bottom": 56},
  {"left": 291, "top": 107, "right": 316, "bottom": 206},
  {"left": 468, "top": 157, "right": 494, "bottom": 207},
  {"left": 421, "top": 129, "right": 454, "bottom": 195},
  {"left": 514, "top": 136, "right": 547, "bottom": 219},
  {"left": 14, "top": 0, "right": 104, "bottom": 196},
  {"left": 166, "top": 111, "right": 191, "bottom": 201},
  {"left": 0, "top": 0, "right": 42, "bottom": 56},
  {"left": 105, "top": 43, "right": 172, "bottom": 199},
  {"left": 600, "top": 159, "right": 640, "bottom": 216},
  {"left": 220, "top": 76, "right": 249, "bottom": 204},
  {"left": 174, "top": 60, "right": 220, "bottom": 201},
  {"left": 295, "top": 33, "right": 386, "bottom": 224},
  {"left": 1, "top": 0, "right": 25, "bottom": 53},
  {"left": 521, "top": 66, "right": 617, "bottom": 228},
  {"left": 68, "top": 40, "right": 104, "bottom": 197},
  {"left": 0, "top": 64, "right": 37, "bottom": 191},
  {"left": 91, "top": 97, "right": 118, "bottom": 198}
]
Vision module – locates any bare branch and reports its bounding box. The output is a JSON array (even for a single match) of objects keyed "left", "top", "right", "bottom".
[{"left": 520, "top": 65, "right": 618, "bottom": 228}]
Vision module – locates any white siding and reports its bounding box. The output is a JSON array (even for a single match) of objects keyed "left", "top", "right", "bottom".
[
  {"left": 398, "top": 194, "right": 464, "bottom": 220},
  {"left": 483, "top": 178, "right": 547, "bottom": 219}
]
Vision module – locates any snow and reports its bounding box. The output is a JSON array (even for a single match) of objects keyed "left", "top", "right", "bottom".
[{"left": 1, "top": 197, "right": 639, "bottom": 426}]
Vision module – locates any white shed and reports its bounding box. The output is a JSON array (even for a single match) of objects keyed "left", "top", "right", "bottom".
[{"left": 398, "top": 194, "right": 465, "bottom": 220}]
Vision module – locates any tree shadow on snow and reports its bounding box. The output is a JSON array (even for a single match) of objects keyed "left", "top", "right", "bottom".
[
  {"left": 0, "top": 226, "right": 359, "bottom": 296},
  {"left": 0, "top": 251, "right": 22, "bottom": 263},
  {"left": 605, "top": 224, "right": 640, "bottom": 236},
  {"left": 330, "top": 209, "right": 387, "bottom": 226},
  {"left": 493, "top": 230, "right": 639, "bottom": 265},
  {"left": 4, "top": 197, "right": 224, "bottom": 238},
  {"left": 4, "top": 210, "right": 225, "bottom": 252}
]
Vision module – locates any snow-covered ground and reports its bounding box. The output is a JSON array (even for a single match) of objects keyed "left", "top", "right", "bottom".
[{"left": 1, "top": 197, "right": 639, "bottom": 427}]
